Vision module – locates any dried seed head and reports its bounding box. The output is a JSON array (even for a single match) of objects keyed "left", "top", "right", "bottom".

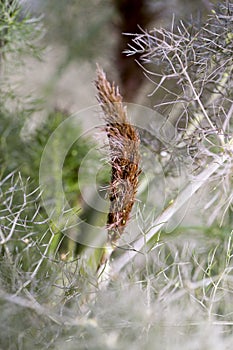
[{"left": 95, "top": 67, "right": 141, "bottom": 247}]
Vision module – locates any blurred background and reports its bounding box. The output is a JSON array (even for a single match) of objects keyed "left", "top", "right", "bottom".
[{"left": 11, "top": 0, "right": 218, "bottom": 110}]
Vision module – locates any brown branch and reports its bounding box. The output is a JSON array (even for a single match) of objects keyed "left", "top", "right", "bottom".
[{"left": 112, "top": 0, "right": 164, "bottom": 101}]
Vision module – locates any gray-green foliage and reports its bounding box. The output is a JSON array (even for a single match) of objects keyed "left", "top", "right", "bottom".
[
  {"left": 125, "top": 1, "right": 233, "bottom": 226},
  {"left": 1, "top": 189, "right": 233, "bottom": 350},
  {"left": 0, "top": 0, "right": 44, "bottom": 175},
  {"left": 1, "top": 1, "right": 233, "bottom": 350},
  {"left": 0, "top": 0, "right": 43, "bottom": 59},
  {"left": 0, "top": 1, "right": 94, "bottom": 196}
]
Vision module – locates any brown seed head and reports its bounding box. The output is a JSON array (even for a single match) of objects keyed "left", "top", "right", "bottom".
[{"left": 95, "top": 67, "right": 141, "bottom": 246}]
